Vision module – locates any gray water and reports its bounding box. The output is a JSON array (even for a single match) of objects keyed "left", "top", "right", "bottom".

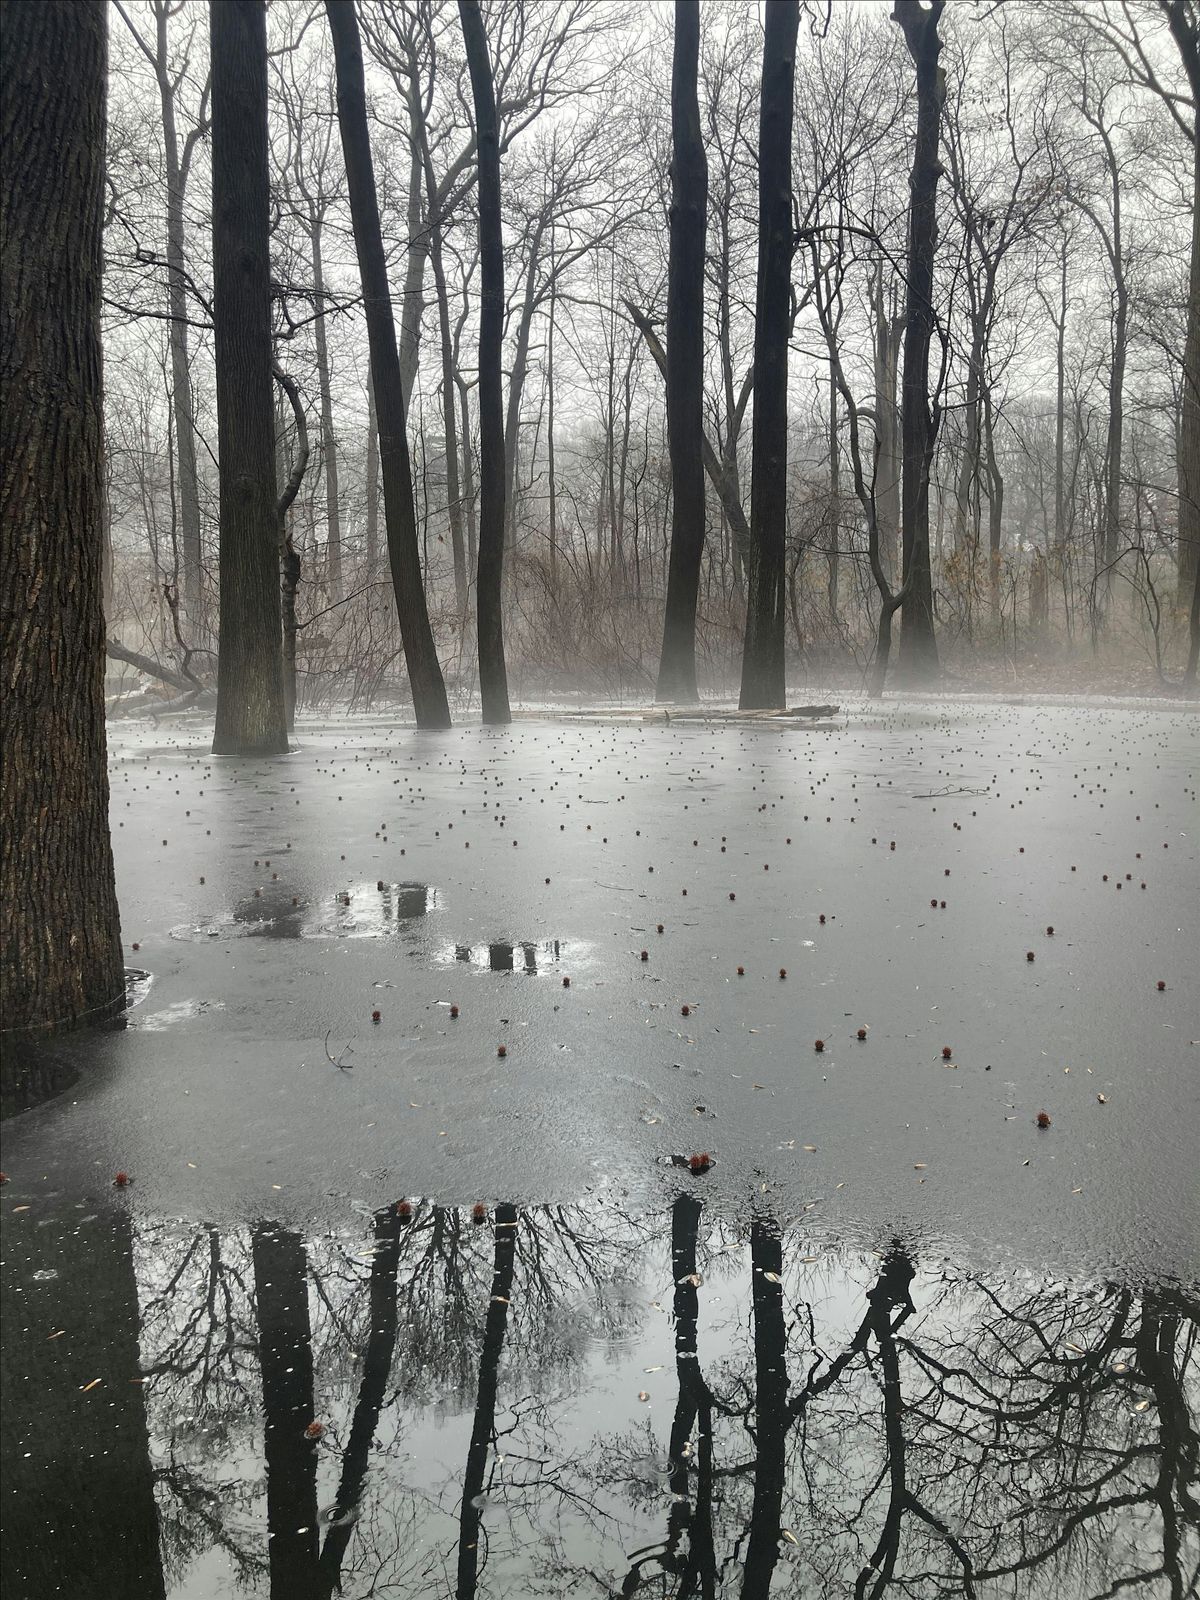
[{"left": 2, "top": 702, "right": 1197, "bottom": 1596}]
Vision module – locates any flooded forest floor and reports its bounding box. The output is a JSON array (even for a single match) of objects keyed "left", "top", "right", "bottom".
[{"left": 3, "top": 700, "right": 1197, "bottom": 1598}]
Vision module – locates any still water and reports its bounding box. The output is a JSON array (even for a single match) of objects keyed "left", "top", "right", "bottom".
[{"left": 3, "top": 1191, "right": 1195, "bottom": 1599}]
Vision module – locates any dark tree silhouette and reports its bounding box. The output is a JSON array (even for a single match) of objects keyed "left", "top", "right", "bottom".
[
  {"left": 1, "top": 1205, "right": 165, "bottom": 1600},
  {"left": 325, "top": 0, "right": 451, "bottom": 729},
  {"left": 252, "top": 1223, "right": 321, "bottom": 1600},
  {"left": 209, "top": 0, "right": 289, "bottom": 755},
  {"left": 892, "top": 0, "right": 945, "bottom": 685},
  {"left": 457, "top": 1205, "right": 518, "bottom": 1600},
  {"left": 0, "top": 0, "right": 124, "bottom": 1040},
  {"left": 459, "top": 0, "right": 511, "bottom": 725},
  {"left": 656, "top": 1, "right": 709, "bottom": 705},
  {"left": 739, "top": 0, "right": 800, "bottom": 710}
]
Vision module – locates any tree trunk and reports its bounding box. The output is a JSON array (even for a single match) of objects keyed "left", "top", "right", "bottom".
[
  {"left": 656, "top": 0, "right": 708, "bottom": 704},
  {"left": 1164, "top": 0, "right": 1199, "bottom": 603},
  {"left": 892, "top": 0, "right": 945, "bottom": 686},
  {"left": 828, "top": 361, "right": 840, "bottom": 626},
  {"left": 1054, "top": 233, "right": 1068, "bottom": 552},
  {"left": 365, "top": 363, "right": 379, "bottom": 572},
  {"left": 739, "top": 0, "right": 799, "bottom": 710},
  {"left": 316, "top": 1206, "right": 404, "bottom": 1596},
  {"left": 456, "top": 1206, "right": 517, "bottom": 1600},
  {"left": 252, "top": 1225, "right": 320, "bottom": 1600},
  {"left": 152, "top": 4, "right": 204, "bottom": 625},
  {"left": 209, "top": 0, "right": 288, "bottom": 755},
  {"left": 740, "top": 1221, "right": 789, "bottom": 1597},
  {"left": 429, "top": 224, "right": 469, "bottom": 617},
  {"left": 0, "top": 0, "right": 124, "bottom": 1041},
  {"left": 459, "top": 0, "right": 511, "bottom": 724},
  {"left": 502, "top": 216, "right": 548, "bottom": 559},
  {"left": 310, "top": 212, "right": 342, "bottom": 603},
  {"left": 326, "top": 0, "right": 451, "bottom": 728},
  {"left": 547, "top": 245, "right": 559, "bottom": 591},
  {"left": 1, "top": 1203, "right": 165, "bottom": 1599},
  {"left": 871, "top": 264, "right": 903, "bottom": 586}
]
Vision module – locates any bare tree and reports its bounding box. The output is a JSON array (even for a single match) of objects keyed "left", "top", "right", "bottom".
[
  {"left": 656, "top": 1, "right": 709, "bottom": 704},
  {"left": 460, "top": 0, "right": 512, "bottom": 724},
  {"left": 892, "top": 0, "right": 946, "bottom": 685},
  {"left": 739, "top": 0, "right": 800, "bottom": 710},
  {"left": 325, "top": 0, "right": 451, "bottom": 728}
]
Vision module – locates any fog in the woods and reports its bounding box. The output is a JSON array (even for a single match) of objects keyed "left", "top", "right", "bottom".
[{"left": 0, "top": 2, "right": 1197, "bottom": 1598}]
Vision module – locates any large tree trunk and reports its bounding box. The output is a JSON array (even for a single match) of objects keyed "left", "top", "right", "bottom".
[
  {"left": 656, "top": 1, "right": 708, "bottom": 704},
  {"left": 310, "top": 212, "right": 342, "bottom": 603},
  {"left": 1, "top": 1203, "right": 165, "bottom": 1599},
  {"left": 209, "top": 0, "right": 288, "bottom": 755},
  {"left": 739, "top": 0, "right": 799, "bottom": 710},
  {"left": 0, "top": 0, "right": 125, "bottom": 1040},
  {"left": 893, "top": 0, "right": 945, "bottom": 686},
  {"left": 459, "top": 0, "right": 511, "bottom": 724},
  {"left": 326, "top": 0, "right": 451, "bottom": 728}
]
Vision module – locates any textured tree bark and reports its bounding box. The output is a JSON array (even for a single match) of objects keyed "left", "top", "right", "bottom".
[
  {"left": 326, "top": 0, "right": 450, "bottom": 728},
  {"left": 739, "top": 0, "right": 799, "bottom": 710},
  {"left": 0, "top": 0, "right": 125, "bottom": 1041},
  {"left": 893, "top": 0, "right": 945, "bottom": 686},
  {"left": 656, "top": 1, "right": 708, "bottom": 705},
  {"left": 459, "top": 0, "right": 511, "bottom": 724},
  {"left": 209, "top": 0, "right": 288, "bottom": 755}
]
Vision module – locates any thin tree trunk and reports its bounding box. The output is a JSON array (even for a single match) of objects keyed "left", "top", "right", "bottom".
[
  {"left": 1, "top": 0, "right": 125, "bottom": 1038},
  {"left": 502, "top": 217, "right": 548, "bottom": 558},
  {"left": 871, "top": 265, "right": 903, "bottom": 586},
  {"left": 397, "top": 141, "right": 428, "bottom": 411},
  {"left": 740, "top": 1221, "right": 789, "bottom": 1597},
  {"left": 316, "top": 1206, "right": 404, "bottom": 1596},
  {"left": 429, "top": 225, "right": 469, "bottom": 616},
  {"left": 656, "top": 0, "right": 708, "bottom": 703},
  {"left": 326, "top": 0, "right": 451, "bottom": 728},
  {"left": 365, "top": 362, "right": 379, "bottom": 572},
  {"left": 1054, "top": 234, "right": 1068, "bottom": 552},
  {"left": 310, "top": 212, "right": 342, "bottom": 602},
  {"left": 456, "top": 1206, "right": 518, "bottom": 1600},
  {"left": 1163, "top": 3, "right": 1199, "bottom": 602},
  {"left": 458, "top": 377, "right": 479, "bottom": 578},
  {"left": 828, "top": 361, "right": 840, "bottom": 625},
  {"left": 210, "top": 0, "right": 288, "bottom": 755},
  {"left": 739, "top": 0, "right": 799, "bottom": 710},
  {"left": 893, "top": 0, "right": 945, "bottom": 686},
  {"left": 149, "top": 4, "right": 205, "bottom": 625},
  {"left": 459, "top": 0, "right": 511, "bottom": 724},
  {"left": 547, "top": 241, "right": 558, "bottom": 591}
]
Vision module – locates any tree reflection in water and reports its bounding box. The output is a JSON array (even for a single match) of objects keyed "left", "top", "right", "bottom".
[{"left": 3, "top": 1195, "right": 1195, "bottom": 1599}]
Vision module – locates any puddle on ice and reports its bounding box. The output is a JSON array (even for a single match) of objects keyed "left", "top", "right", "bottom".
[{"left": 3, "top": 1196, "right": 1194, "bottom": 1600}]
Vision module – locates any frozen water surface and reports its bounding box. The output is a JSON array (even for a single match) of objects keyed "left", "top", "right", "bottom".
[{"left": 2, "top": 701, "right": 1197, "bottom": 1597}]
